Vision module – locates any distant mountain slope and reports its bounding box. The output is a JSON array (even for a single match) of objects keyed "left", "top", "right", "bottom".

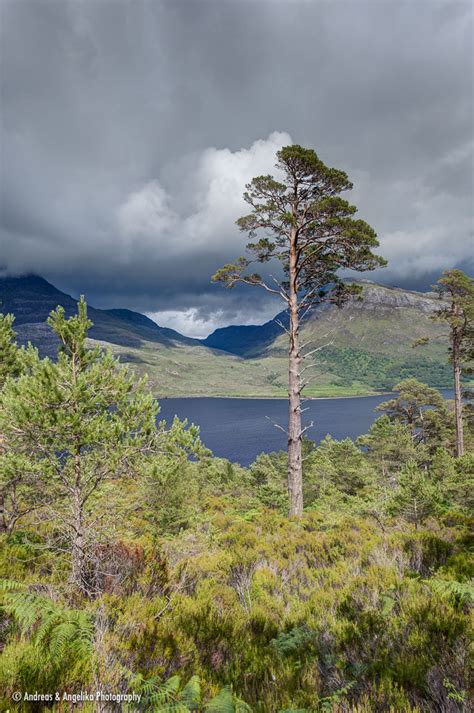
[
  {"left": 201, "top": 315, "right": 285, "bottom": 356},
  {"left": 1, "top": 275, "right": 453, "bottom": 395},
  {"left": 201, "top": 282, "right": 452, "bottom": 389},
  {"left": 0, "top": 274, "right": 198, "bottom": 357},
  {"left": 202, "top": 283, "right": 445, "bottom": 356}
]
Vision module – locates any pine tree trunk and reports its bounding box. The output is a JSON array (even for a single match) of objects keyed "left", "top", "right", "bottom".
[
  {"left": 287, "top": 229, "right": 303, "bottom": 517},
  {"left": 452, "top": 333, "right": 464, "bottom": 457},
  {"left": 71, "top": 487, "right": 87, "bottom": 592},
  {"left": 71, "top": 438, "right": 87, "bottom": 593}
]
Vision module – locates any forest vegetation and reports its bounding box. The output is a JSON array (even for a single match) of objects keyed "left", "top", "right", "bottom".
[{"left": 0, "top": 282, "right": 472, "bottom": 711}]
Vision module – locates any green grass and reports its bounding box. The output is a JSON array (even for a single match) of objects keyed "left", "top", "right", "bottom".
[{"left": 88, "top": 338, "right": 392, "bottom": 398}]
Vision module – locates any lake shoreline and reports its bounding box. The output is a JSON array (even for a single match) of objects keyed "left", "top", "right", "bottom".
[
  {"left": 156, "top": 391, "right": 393, "bottom": 401},
  {"left": 155, "top": 383, "right": 456, "bottom": 401}
]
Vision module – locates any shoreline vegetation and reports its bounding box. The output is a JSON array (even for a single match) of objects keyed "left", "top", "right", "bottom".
[
  {"left": 154, "top": 383, "right": 471, "bottom": 400},
  {"left": 155, "top": 389, "right": 456, "bottom": 401},
  {"left": 155, "top": 391, "right": 386, "bottom": 400}
]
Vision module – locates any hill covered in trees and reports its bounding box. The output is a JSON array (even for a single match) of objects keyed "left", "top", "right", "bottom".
[
  {"left": 0, "top": 276, "right": 452, "bottom": 397},
  {"left": 0, "top": 300, "right": 472, "bottom": 711}
]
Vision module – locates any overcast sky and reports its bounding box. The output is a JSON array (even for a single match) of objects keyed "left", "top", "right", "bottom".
[{"left": 1, "top": 0, "right": 473, "bottom": 337}]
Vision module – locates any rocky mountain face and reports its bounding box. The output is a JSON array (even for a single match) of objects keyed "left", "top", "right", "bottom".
[{"left": 343, "top": 282, "right": 443, "bottom": 314}]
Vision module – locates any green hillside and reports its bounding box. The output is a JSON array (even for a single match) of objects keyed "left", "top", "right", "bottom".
[
  {"left": 266, "top": 283, "right": 452, "bottom": 392},
  {"left": 2, "top": 276, "right": 453, "bottom": 397},
  {"left": 92, "top": 283, "right": 452, "bottom": 397},
  {"left": 96, "top": 338, "right": 370, "bottom": 398}
]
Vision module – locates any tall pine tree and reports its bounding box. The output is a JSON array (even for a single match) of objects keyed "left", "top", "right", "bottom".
[
  {"left": 433, "top": 270, "right": 474, "bottom": 457},
  {"left": 213, "top": 145, "right": 385, "bottom": 515}
]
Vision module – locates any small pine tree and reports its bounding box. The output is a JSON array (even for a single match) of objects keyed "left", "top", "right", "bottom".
[
  {"left": 0, "top": 298, "right": 161, "bottom": 595},
  {"left": 357, "top": 416, "right": 425, "bottom": 482},
  {"left": 376, "top": 379, "right": 454, "bottom": 453},
  {"left": 429, "top": 447, "right": 457, "bottom": 484},
  {"left": 445, "top": 452, "right": 474, "bottom": 512},
  {"left": 388, "top": 462, "right": 441, "bottom": 527},
  {"left": 0, "top": 313, "right": 21, "bottom": 389},
  {"left": 309, "top": 435, "right": 376, "bottom": 497}
]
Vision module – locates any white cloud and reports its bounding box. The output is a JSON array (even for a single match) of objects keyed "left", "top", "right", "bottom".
[
  {"left": 115, "top": 131, "right": 292, "bottom": 256},
  {"left": 146, "top": 308, "right": 212, "bottom": 339},
  {"left": 147, "top": 301, "right": 279, "bottom": 339},
  {"left": 118, "top": 180, "right": 177, "bottom": 240}
]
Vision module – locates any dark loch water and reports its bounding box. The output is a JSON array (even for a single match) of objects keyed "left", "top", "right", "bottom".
[{"left": 158, "top": 391, "right": 453, "bottom": 466}]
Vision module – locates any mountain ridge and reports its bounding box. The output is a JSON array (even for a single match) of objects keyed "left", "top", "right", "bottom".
[
  {"left": 201, "top": 281, "right": 445, "bottom": 358},
  {"left": 0, "top": 274, "right": 199, "bottom": 356},
  {"left": 0, "top": 273, "right": 452, "bottom": 396}
]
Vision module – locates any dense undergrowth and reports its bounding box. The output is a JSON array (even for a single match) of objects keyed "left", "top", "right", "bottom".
[{"left": 0, "top": 306, "right": 472, "bottom": 712}]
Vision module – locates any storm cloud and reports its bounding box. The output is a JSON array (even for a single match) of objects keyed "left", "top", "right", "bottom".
[{"left": 1, "top": 0, "right": 472, "bottom": 336}]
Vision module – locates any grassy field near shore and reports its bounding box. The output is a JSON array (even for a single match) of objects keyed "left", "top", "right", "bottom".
[{"left": 91, "top": 336, "right": 448, "bottom": 399}]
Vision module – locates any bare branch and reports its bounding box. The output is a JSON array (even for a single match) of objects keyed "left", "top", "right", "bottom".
[
  {"left": 230, "top": 275, "right": 289, "bottom": 302},
  {"left": 268, "top": 274, "right": 290, "bottom": 300},
  {"left": 302, "top": 340, "right": 334, "bottom": 360},
  {"left": 275, "top": 319, "right": 291, "bottom": 336},
  {"left": 265, "top": 416, "right": 289, "bottom": 437},
  {"left": 300, "top": 421, "right": 315, "bottom": 437}
]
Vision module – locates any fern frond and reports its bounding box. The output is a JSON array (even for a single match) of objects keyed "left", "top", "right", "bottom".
[
  {"left": 426, "top": 578, "right": 474, "bottom": 604},
  {"left": 205, "top": 687, "right": 236, "bottom": 713},
  {"left": 3, "top": 592, "right": 57, "bottom": 634},
  {"left": 2, "top": 590, "right": 94, "bottom": 664},
  {"left": 140, "top": 674, "right": 183, "bottom": 706},
  {"left": 0, "top": 578, "right": 25, "bottom": 592},
  {"left": 205, "top": 686, "right": 252, "bottom": 713},
  {"left": 49, "top": 621, "right": 81, "bottom": 660},
  {"left": 180, "top": 675, "right": 201, "bottom": 709},
  {"left": 136, "top": 675, "right": 162, "bottom": 697}
]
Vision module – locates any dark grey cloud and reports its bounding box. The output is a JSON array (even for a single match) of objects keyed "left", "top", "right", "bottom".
[{"left": 1, "top": 0, "right": 472, "bottom": 336}]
